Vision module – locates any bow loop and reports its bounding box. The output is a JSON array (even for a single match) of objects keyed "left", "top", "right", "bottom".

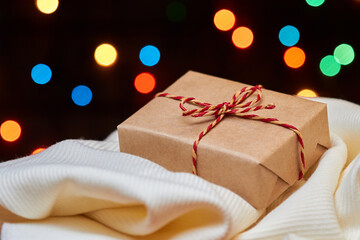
[{"left": 176, "top": 85, "right": 268, "bottom": 118}]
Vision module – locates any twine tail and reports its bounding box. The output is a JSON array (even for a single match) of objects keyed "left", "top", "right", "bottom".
[
  {"left": 239, "top": 114, "right": 306, "bottom": 180},
  {"left": 192, "top": 114, "right": 225, "bottom": 175}
]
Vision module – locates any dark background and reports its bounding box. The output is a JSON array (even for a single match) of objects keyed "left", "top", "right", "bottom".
[{"left": 1, "top": 0, "right": 359, "bottom": 161}]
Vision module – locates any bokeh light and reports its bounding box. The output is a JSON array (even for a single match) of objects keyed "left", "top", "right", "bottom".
[
  {"left": 139, "top": 45, "right": 160, "bottom": 67},
  {"left": 31, "top": 64, "right": 52, "bottom": 84},
  {"left": 279, "top": 25, "right": 300, "bottom": 47},
  {"left": 283, "top": 47, "right": 306, "bottom": 68},
  {"left": 0, "top": 120, "right": 21, "bottom": 142},
  {"left": 71, "top": 85, "right": 93, "bottom": 106},
  {"left": 213, "top": 9, "right": 236, "bottom": 31},
  {"left": 320, "top": 55, "right": 341, "bottom": 77},
  {"left": 232, "top": 27, "right": 254, "bottom": 49},
  {"left": 297, "top": 89, "right": 318, "bottom": 97},
  {"left": 94, "top": 43, "right": 117, "bottom": 67},
  {"left": 333, "top": 43, "right": 355, "bottom": 65},
  {"left": 32, "top": 148, "right": 46, "bottom": 155},
  {"left": 305, "top": 0, "right": 325, "bottom": 7},
  {"left": 166, "top": 1, "right": 187, "bottom": 22},
  {"left": 134, "top": 73, "right": 156, "bottom": 94},
  {"left": 36, "top": 0, "right": 59, "bottom": 14}
]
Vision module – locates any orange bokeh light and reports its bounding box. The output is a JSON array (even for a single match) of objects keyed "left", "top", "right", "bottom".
[
  {"left": 134, "top": 73, "right": 156, "bottom": 94},
  {"left": 32, "top": 148, "right": 46, "bottom": 155},
  {"left": 232, "top": 26, "right": 254, "bottom": 49},
  {"left": 213, "top": 9, "right": 236, "bottom": 31},
  {"left": 284, "top": 47, "right": 306, "bottom": 68},
  {"left": 0, "top": 120, "right": 21, "bottom": 142},
  {"left": 297, "top": 89, "right": 317, "bottom": 97}
]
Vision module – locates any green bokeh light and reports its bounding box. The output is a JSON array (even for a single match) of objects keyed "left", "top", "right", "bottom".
[
  {"left": 320, "top": 55, "right": 341, "bottom": 77},
  {"left": 334, "top": 44, "right": 355, "bottom": 65},
  {"left": 166, "top": 1, "right": 186, "bottom": 23},
  {"left": 305, "top": 0, "right": 325, "bottom": 7}
]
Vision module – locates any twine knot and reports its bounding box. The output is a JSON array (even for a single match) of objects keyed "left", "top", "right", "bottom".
[{"left": 155, "top": 84, "right": 305, "bottom": 180}]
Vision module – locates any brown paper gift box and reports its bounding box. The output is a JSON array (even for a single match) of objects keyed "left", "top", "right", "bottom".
[{"left": 117, "top": 71, "right": 331, "bottom": 209}]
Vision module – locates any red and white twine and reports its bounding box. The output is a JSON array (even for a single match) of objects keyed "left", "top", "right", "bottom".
[{"left": 155, "top": 85, "right": 305, "bottom": 180}]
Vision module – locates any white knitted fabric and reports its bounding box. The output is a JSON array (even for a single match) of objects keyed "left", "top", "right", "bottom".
[{"left": 0, "top": 97, "right": 359, "bottom": 240}]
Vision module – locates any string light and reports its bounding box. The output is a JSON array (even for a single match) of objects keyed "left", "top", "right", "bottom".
[
  {"left": 0, "top": 120, "right": 21, "bottom": 142},
  {"left": 283, "top": 47, "right": 306, "bottom": 68},
  {"left": 71, "top": 85, "right": 93, "bottom": 106},
  {"left": 134, "top": 73, "right": 156, "bottom": 94},
  {"left": 279, "top": 25, "right": 300, "bottom": 47},
  {"left": 305, "top": 0, "right": 325, "bottom": 7},
  {"left": 32, "top": 148, "right": 46, "bottom": 155},
  {"left": 297, "top": 89, "right": 317, "bottom": 97},
  {"left": 36, "top": 0, "right": 59, "bottom": 14},
  {"left": 31, "top": 64, "right": 52, "bottom": 85},
  {"left": 333, "top": 43, "right": 355, "bottom": 65},
  {"left": 320, "top": 55, "right": 341, "bottom": 77},
  {"left": 232, "top": 27, "right": 254, "bottom": 49},
  {"left": 214, "top": 9, "right": 236, "bottom": 31},
  {"left": 94, "top": 43, "right": 117, "bottom": 67},
  {"left": 166, "top": 1, "right": 187, "bottom": 22},
  {"left": 139, "top": 45, "right": 160, "bottom": 67}
]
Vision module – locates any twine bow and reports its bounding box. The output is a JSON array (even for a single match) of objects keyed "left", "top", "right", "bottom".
[{"left": 155, "top": 85, "right": 305, "bottom": 180}]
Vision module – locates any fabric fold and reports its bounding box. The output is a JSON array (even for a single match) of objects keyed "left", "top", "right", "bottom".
[{"left": 0, "top": 139, "right": 260, "bottom": 240}]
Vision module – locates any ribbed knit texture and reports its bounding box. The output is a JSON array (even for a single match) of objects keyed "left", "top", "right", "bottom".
[{"left": 0, "top": 97, "right": 359, "bottom": 240}]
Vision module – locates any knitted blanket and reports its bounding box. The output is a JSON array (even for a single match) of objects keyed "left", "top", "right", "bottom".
[{"left": 1, "top": 97, "right": 359, "bottom": 240}]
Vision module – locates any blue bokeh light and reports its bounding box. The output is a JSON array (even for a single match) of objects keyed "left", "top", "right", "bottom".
[
  {"left": 71, "top": 85, "right": 93, "bottom": 106},
  {"left": 31, "top": 64, "right": 52, "bottom": 84},
  {"left": 279, "top": 25, "right": 300, "bottom": 47},
  {"left": 139, "top": 45, "right": 160, "bottom": 66}
]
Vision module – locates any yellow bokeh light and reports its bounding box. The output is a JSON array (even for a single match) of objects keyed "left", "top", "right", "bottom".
[
  {"left": 94, "top": 43, "right": 118, "bottom": 67},
  {"left": 297, "top": 89, "right": 317, "bottom": 98},
  {"left": 36, "top": 0, "right": 59, "bottom": 14},
  {"left": 232, "top": 26, "right": 254, "bottom": 49},
  {"left": 214, "top": 9, "right": 236, "bottom": 31}
]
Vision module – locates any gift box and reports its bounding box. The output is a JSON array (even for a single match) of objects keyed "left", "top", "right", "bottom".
[{"left": 117, "top": 71, "right": 330, "bottom": 209}]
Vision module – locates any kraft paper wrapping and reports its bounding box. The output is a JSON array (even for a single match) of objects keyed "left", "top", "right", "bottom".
[{"left": 118, "top": 71, "right": 331, "bottom": 209}]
